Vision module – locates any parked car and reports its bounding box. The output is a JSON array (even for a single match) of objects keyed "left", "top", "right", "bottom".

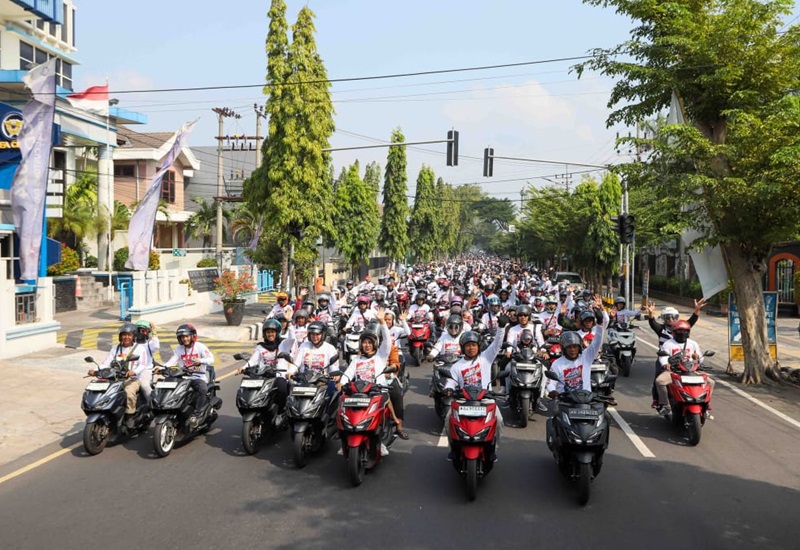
[{"left": 554, "top": 272, "right": 586, "bottom": 292}]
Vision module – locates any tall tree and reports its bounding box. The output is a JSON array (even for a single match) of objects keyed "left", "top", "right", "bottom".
[
  {"left": 244, "top": 2, "right": 334, "bottom": 294},
  {"left": 185, "top": 197, "right": 220, "bottom": 250},
  {"left": 578, "top": 0, "right": 800, "bottom": 383},
  {"left": 332, "top": 161, "right": 380, "bottom": 272},
  {"left": 363, "top": 161, "right": 381, "bottom": 202},
  {"left": 408, "top": 165, "right": 438, "bottom": 262},
  {"left": 434, "top": 177, "right": 460, "bottom": 258},
  {"left": 378, "top": 128, "right": 410, "bottom": 267}
]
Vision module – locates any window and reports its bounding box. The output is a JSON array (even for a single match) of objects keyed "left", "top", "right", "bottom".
[
  {"left": 161, "top": 171, "right": 176, "bottom": 204},
  {"left": 61, "top": 4, "right": 68, "bottom": 42},
  {"left": 60, "top": 60, "right": 72, "bottom": 90},
  {"left": 72, "top": 8, "right": 76, "bottom": 48},
  {"left": 114, "top": 165, "right": 135, "bottom": 177},
  {"left": 19, "top": 42, "right": 34, "bottom": 68}
]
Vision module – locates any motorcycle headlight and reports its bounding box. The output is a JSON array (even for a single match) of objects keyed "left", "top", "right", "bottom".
[
  {"left": 485, "top": 411, "right": 494, "bottom": 424},
  {"left": 340, "top": 413, "right": 353, "bottom": 429},
  {"left": 585, "top": 430, "right": 603, "bottom": 444},
  {"left": 561, "top": 412, "right": 572, "bottom": 426},
  {"left": 368, "top": 401, "right": 379, "bottom": 415},
  {"left": 454, "top": 426, "right": 470, "bottom": 440},
  {"left": 473, "top": 427, "right": 491, "bottom": 440},
  {"left": 566, "top": 431, "right": 583, "bottom": 444},
  {"left": 355, "top": 418, "right": 372, "bottom": 431}
]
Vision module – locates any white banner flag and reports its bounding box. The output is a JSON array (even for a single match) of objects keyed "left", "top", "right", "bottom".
[
  {"left": 682, "top": 228, "right": 728, "bottom": 299},
  {"left": 125, "top": 120, "right": 197, "bottom": 270},
  {"left": 11, "top": 59, "right": 58, "bottom": 282}
]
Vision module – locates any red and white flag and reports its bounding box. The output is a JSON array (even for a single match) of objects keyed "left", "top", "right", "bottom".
[{"left": 66, "top": 85, "right": 109, "bottom": 115}]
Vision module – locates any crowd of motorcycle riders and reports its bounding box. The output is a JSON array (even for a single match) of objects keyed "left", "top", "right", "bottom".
[{"left": 84, "top": 253, "right": 712, "bottom": 476}]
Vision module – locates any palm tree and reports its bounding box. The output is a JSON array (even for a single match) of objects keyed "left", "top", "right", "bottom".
[
  {"left": 229, "top": 203, "right": 261, "bottom": 246},
  {"left": 185, "top": 197, "right": 227, "bottom": 249},
  {"left": 48, "top": 173, "right": 101, "bottom": 261}
]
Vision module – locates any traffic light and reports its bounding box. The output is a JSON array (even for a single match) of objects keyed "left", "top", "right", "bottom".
[
  {"left": 446, "top": 130, "right": 459, "bottom": 167},
  {"left": 621, "top": 213, "right": 635, "bottom": 244},
  {"left": 483, "top": 147, "right": 494, "bottom": 177},
  {"left": 610, "top": 215, "right": 623, "bottom": 242}
]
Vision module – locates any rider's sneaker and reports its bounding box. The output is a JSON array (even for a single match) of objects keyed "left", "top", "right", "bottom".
[
  {"left": 188, "top": 415, "right": 200, "bottom": 429},
  {"left": 656, "top": 405, "right": 671, "bottom": 416},
  {"left": 651, "top": 400, "right": 659, "bottom": 409},
  {"left": 704, "top": 410, "right": 714, "bottom": 420},
  {"left": 446, "top": 451, "right": 454, "bottom": 461},
  {"left": 380, "top": 443, "right": 389, "bottom": 457},
  {"left": 124, "top": 415, "right": 136, "bottom": 430}
]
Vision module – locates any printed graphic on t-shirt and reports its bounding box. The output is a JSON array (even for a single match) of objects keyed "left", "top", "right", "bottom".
[
  {"left": 180, "top": 352, "right": 200, "bottom": 367},
  {"left": 444, "top": 341, "right": 460, "bottom": 355},
  {"left": 563, "top": 364, "right": 582, "bottom": 390},
  {"left": 294, "top": 327, "right": 309, "bottom": 344},
  {"left": 260, "top": 349, "right": 277, "bottom": 366},
  {"left": 354, "top": 359, "right": 375, "bottom": 382},
  {"left": 305, "top": 351, "right": 326, "bottom": 372},
  {"left": 316, "top": 310, "right": 331, "bottom": 323},
  {"left": 461, "top": 363, "right": 482, "bottom": 386}
]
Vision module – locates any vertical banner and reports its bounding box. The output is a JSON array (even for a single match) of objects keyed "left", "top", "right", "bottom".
[
  {"left": 728, "top": 291, "right": 778, "bottom": 361},
  {"left": 11, "top": 59, "right": 57, "bottom": 282},
  {"left": 125, "top": 120, "right": 196, "bottom": 270}
]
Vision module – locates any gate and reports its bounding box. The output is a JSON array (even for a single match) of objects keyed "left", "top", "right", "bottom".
[
  {"left": 775, "top": 259, "right": 795, "bottom": 304},
  {"left": 117, "top": 275, "right": 133, "bottom": 320},
  {"left": 257, "top": 270, "right": 276, "bottom": 292}
]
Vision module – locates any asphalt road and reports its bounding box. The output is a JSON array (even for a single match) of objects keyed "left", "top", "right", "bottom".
[{"left": 1, "top": 335, "right": 799, "bottom": 550}]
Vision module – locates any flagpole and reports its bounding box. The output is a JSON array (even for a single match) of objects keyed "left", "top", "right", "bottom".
[{"left": 105, "top": 77, "right": 113, "bottom": 301}]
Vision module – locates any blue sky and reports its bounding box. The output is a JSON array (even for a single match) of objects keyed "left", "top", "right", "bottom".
[{"left": 74, "top": 0, "right": 800, "bottom": 202}]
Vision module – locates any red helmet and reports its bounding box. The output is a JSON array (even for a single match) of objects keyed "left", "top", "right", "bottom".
[
  {"left": 672, "top": 320, "right": 691, "bottom": 333},
  {"left": 357, "top": 295, "right": 371, "bottom": 305}
]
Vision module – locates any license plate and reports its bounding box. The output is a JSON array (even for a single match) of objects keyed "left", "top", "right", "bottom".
[
  {"left": 240, "top": 379, "right": 265, "bottom": 388},
  {"left": 591, "top": 365, "right": 607, "bottom": 372},
  {"left": 681, "top": 375, "right": 705, "bottom": 384},
  {"left": 343, "top": 397, "right": 372, "bottom": 407},
  {"left": 86, "top": 381, "right": 109, "bottom": 391},
  {"left": 291, "top": 387, "right": 318, "bottom": 397},
  {"left": 458, "top": 406, "right": 487, "bottom": 417},
  {"left": 155, "top": 381, "right": 178, "bottom": 389},
  {"left": 568, "top": 408, "right": 600, "bottom": 420}
]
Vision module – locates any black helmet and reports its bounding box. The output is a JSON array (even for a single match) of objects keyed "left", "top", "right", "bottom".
[
  {"left": 459, "top": 330, "right": 481, "bottom": 354},
  {"left": 614, "top": 296, "right": 626, "bottom": 308},
  {"left": 317, "top": 293, "right": 330, "bottom": 304},
  {"left": 415, "top": 290, "right": 427, "bottom": 300},
  {"left": 346, "top": 279, "right": 354, "bottom": 286},
  {"left": 263, "top": 319, "right": 282, "bottom": 337},
  {"left": 519, "top": 329, "right": 534, "bottom": 347},
  {"left": 307, "top": 321, "right": 326, "bottom": 335},
  {"left": 517, "top": 305, "right": 532, "bottom": 317},
  {"left": 446, "top": 314, "right": 463, "bottom": 336},
  {"left": 359, "top": 329, "right": 379, "bottom": 352},
  {"left": 176, "top": 323, "right": 197, "bottom": 344},
  {"left": 579, "top": 310, "right": 596, "bottom": 323},
  {"left": 119, "top": 322, "right": 137, "bottom": 341},
  {"left": 293, "top": 309, "right": 309, "bottom": 321},
  {"left": 560, "top": 331, "right": 582, "bottom": 350}
]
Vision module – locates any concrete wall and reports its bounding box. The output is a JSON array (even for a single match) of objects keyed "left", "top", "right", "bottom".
[{"left": 0, "top": 277, "right": 60, "bottom": 360}]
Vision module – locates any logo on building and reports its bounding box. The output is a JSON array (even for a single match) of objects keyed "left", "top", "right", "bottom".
[{"left": 1, "top": 112, "right": 22, "bottom": 141}]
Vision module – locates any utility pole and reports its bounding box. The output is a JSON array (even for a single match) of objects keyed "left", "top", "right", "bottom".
[
  {"left": 212, "top": 107, "right": 240, "bottom": 266},
  {"left": 254, "top": 103, "right": 266, "bottom": 168}
]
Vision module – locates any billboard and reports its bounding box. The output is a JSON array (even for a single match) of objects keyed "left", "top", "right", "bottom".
[
  {"left": 0, "top": 102, "right": 23, "bottom": 190},
  {"left": 728, "top": 292, "right": 778, "bottom": 361}
]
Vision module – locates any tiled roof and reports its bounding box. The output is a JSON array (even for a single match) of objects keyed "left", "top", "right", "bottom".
[{"left": 117, "top": 125, "right": 173, "bottom": 149}]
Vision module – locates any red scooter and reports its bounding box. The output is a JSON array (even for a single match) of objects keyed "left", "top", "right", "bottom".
[
  {"left": 657, "top": 348, "right": 715, "bottom": 446},
  {"left": 447, "top": 376, "right": 507, "bottom": 501},
  {"left": 408, "top": 311, "right": 432, "bottom": 366},
  {"left": 337, "top": 368, "right": 397, "bottom": 487}
]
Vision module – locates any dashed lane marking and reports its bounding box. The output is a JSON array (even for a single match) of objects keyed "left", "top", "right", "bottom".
[{"left": 607, "top": 408, "right": 656, "bottom": 458}]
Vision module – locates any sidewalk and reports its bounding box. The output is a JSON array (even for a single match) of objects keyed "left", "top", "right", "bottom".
[{"left": 0, "top": 297, "right": 277, "bottom": 472}]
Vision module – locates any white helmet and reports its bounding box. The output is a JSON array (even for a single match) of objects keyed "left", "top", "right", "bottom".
[{"left": 661, "top": 307, "right": 679, "bottom": 321}]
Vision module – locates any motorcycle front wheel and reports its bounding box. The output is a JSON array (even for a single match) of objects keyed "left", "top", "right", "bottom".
[
  {"left": 466, "top": 458, "right": 478, "bottom": 501},
  {"left": 83, "top": 421, "right": 109, "bottom": 455},
  {"left": 519, "top": 396, "right": 530, "bottom": 428},
  {"left": 687, "top": 413, "right": 702, "bottom": 446},
  {"left": 242, "top": 419, "right": 262, "bottom": 455},
  {"left": 412, "top": 346, "right": 423, "bottom": 367},
  {"left": 154, "top": 421, "right": 176, "bottom": 458},
  {"left": 293, "top": 433, "right": 308, "bottom": 468},
  {"left": 577, "top": 462, "right": 591, "bottom": 506},
  {"left": 348, "top": 444, "right": 366, "bottom": 487},
  {"left": 620, "top": 354, "right": 632, "bottom": 377}
]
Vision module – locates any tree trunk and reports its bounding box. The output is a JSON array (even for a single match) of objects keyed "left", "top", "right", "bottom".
[
  {"left": 723, "top": 243, "right": 780, "bottom": 384},
  {"left": 280, "top": 237, "right": 289, "bottom": 296}
]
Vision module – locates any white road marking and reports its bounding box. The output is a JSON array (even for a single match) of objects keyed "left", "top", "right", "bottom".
[
  {"left": 607, "top": 408, "right": 656, "bottom": 458},
  {"left": 436, "top": 428, "right": 448, "bottom": 447},
  {"left": 0, "top": 442, "right": 81, "bottom": 486},
  {"left": 636, "top": 335, "right": 800, "bottom": 431}
]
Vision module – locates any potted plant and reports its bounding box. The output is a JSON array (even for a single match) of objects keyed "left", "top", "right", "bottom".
[{"left": 213, "top": 269, "right": 255, "bottom": 326}]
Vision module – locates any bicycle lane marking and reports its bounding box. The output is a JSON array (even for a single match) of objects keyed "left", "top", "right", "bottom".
[{"left": 636, "top": 334, "right": 800, "bottom": 431}]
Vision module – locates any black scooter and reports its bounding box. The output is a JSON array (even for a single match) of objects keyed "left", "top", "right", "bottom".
[
  {"left": 508, "top": 348, "right": 548, "bottom": 428},
  {"left": 150, "top": 363, "right": 222, "bottom": 457},
  {"left": 430, "top": 354, "right": 460, "bottom": 420},
  {"left": 232, "top": 352, "right": 288, "bottom": 455},
  {"left": 284, "top": 354, "right": 341, "bottom": 468},
  {"left": 545, "top": 370, "right": 615, "bottom": 506},
  {"left": 81, "top": 356, "right": 152, "bottom": 455}
]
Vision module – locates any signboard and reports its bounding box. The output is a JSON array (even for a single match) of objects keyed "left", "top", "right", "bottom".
[
  {"left": 728, "top": 292, "right": 777, "bottom": 361},
  {"left": 0, "top": 102, "right": 23, "bottom": 191},
  {"left": 186, "top": 268, "right": 219, "bottom": 293},
  {"left": 172, "top": 248, "right": 187, "bottom": 257},
  {"left": 508, "top": 224, "right": 516, "bottom": 233}
]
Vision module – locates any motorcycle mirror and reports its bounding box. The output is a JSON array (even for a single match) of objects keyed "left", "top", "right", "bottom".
[
  {"left": 233, "top": 353, "right": 246, "bottom": 361},
  {"left": 657, "top": 350, "right": 669, "bottom": 357},
  {"left": 328, "top": 356, "right": 341, "bottom": 367},
  {"left": 277, "top": 352, "right": 292, "bottom": 361},
  {"left": 544, "top": 370, "right": 560, "bottom": 381},
  {"left": 127, "top": 355, "right": 140, "bottom": 362},
  {"left": 703, "top": 350, "right": 716, "bottom": 357},
  {"left": 261, "top": 309, "right": 269, "bottom": 314},
  {"left": 382, "top": 366, "right": 398, "bottom": 374},
  {"left": 83, "top": 356, "right": 95, "bottom": 363}
]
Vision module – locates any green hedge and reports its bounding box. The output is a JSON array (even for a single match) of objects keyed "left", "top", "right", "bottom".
[
  {"left": 648, "top": 275, "right": 703, "bottom": 299},
  {"left": 113, "top": 247, "right": 160, "bottom": 271},
  {"left": 47, "top": 244, "right": 80, "bottom": 276},
  {"left": 196, "top": 258, "right": 218, "bottom": 268}
]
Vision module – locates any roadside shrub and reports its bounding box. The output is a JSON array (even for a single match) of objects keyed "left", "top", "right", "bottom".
[
  {"left": 84, "top": 255, "right": 98, "bottom": 268},
  {"left": 47, "top": 244, "right": 80, "bottom": 276},
  {"left": 197, "top": 258, "right": 218, "bottom": 268},
  {"left": 113, "top": 247, "right": 160, "bottom": 271}
]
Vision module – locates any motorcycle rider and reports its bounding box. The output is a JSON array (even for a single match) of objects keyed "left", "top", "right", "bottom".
[
  {"left": 610, "top": 296, "right": 643, "bottom": 326},
  {"left": 339, "top": 309, "right": 404, "bottom": 451},
  {"left": 134, "top": 320, "right": 159, "bottom": 400},
  {"left": 90, "top": 322, "right": 153, "bottom": 429},
  {"left": 654, "top": 320, "right": 714, "bottom": 416},
  {"left": 443, "top": 319, "right": 508, "bottom": 461},
  {"left": 290, "top": 321, "right": 341, "bottom": 393},
  {"left": 479, "top": 295, "right": 503, "bottom": 331},
  {"left": 505, "top": 304, "right": 545, "bottom": 352},
  {"left": 162, "top": 324, "right": 214, "bottom": 429},
  {"left": 292, "top": 309, "right": 311, "bottom": 347},
  {"left": 314, "top": 293, "right": 336, "bottom": 323},
  {"left": 267, "top": 292, "right": 293, "bottom": 320},
  {"left": 428, "top": 314, "right": 467, "bottom": 360},
  {"left": 345, "top": 295, "right": 377, "bottom": 330},
  {"left": 238, "top": 319, "right": 294, "bottom": 412},
  {"left": 540, "top": 296, "right": 563, "bottom": 337}
]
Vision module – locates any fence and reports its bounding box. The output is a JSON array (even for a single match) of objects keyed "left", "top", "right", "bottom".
[
  {"left": 117, "top": 275, "right": 133, "bottom": 321},
  {"left": 257, "top": 270, "right": 276, "bottom": 292}
]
